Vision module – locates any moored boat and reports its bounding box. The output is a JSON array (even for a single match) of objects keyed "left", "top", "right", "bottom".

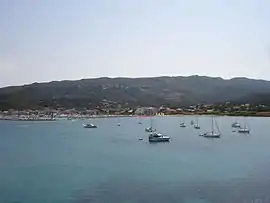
[
  {"left": 149, "top": 132, "right": 170, "bottom": 143},
  {"left": 83, "top": 124, "right": 97, "bottom": 128}
]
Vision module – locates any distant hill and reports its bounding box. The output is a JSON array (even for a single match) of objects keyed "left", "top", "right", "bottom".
[{"left": 1, "top": 76, "right": 270, "bottom": 110}]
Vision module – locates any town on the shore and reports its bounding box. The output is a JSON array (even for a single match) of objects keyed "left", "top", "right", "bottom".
[{"left": 1, "top": 101, "right": 270, "bottom": 121}]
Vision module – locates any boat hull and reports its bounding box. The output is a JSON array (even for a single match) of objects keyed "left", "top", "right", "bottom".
[
  {"left": 238, "top": 129, "right": 250, "bottom": 133},
  {"left": 203, "top": 133, "right": 220, "bottom": 138},
  {"left": 83, "top": 124, "right": 97, "bottom": 128},
  {"left": 149, "top": 137, "right": 170, "bottom": 142}
]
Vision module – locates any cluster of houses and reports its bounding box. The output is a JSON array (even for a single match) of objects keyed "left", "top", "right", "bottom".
[{"left": 0, "top": 102, "right": 269, "bottom": 120}]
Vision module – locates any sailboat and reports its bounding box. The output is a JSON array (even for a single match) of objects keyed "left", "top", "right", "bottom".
[
  {"left": 117, "top": 117, "right": 121, "bottom": 126},
  {"left": 145, "top": 117, "right": 155, "bottom": 132},
  {"left": 194, "top": 116, "right": 200, "bottom": 129},
  {"left": 180, "top": 116, "right": 186, "bottom": 127},
  {"left": 238, "top": 117, "right": 250, "bottom": 134},
  {"left": 201, "top": 116, "right": 221, "bottom": 138},
  {"left": 138, "top": 117, "right": 142, "bottom": 124}
]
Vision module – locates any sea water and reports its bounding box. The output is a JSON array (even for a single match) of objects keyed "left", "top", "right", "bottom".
[{"left": 0, "top": 116, "right": 270, "bottom": 203}]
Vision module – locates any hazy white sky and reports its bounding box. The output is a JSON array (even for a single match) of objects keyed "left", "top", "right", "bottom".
[{"left": 1, "top": 0, "right": 270, "bottom": 87}]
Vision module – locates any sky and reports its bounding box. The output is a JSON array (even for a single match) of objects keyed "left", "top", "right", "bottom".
[{"left": 0, "top": 0, "right": 270, "bottom": 87}]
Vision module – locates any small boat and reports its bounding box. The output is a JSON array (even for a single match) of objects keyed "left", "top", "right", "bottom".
[
  {"left": 145, "top": 126, "right": 155, "bottom": 132},
  {"left": 138, "top": 121, "right": 142, "bottom": 124},
  {"left": 232, "top": 122, "right": 241, "bottom": 128},
  {"left": 180, "top": 122, "right": 186, "bottom": 127},
  {"left": 139, "top": 138, "right": 143, "bottom": 140},
  {"left": 149, "top": 132, "right": 170, "bottom": 143},
  {"left": 117, "top": 123, "right": 121, "bottom": 126},
  {"left": 83, "top": 124, "right": 97, "bottom": 128}
]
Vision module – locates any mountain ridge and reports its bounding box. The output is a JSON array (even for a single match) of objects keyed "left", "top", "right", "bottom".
[{"left": 0, "top": 75, "right": 270, "bottom": 110}]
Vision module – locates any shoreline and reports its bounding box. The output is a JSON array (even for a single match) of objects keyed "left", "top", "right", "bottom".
[{"left": 1, "top": 112, "right": 270, "bottom": 121}]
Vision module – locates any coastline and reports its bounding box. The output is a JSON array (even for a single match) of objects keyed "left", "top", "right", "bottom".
[{"left": 1, "top": 111, "right": 270, "bottom": 121}]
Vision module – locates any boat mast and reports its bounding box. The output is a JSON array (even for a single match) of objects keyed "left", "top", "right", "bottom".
[{"left": 211, "top": 116, "right": 214, "bottom": 134}]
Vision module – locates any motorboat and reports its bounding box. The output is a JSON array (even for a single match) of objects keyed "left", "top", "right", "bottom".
[
  {"left": 145, "top": 127, "right": 155, "bottom": 132},
  {"left": 149, "top": 132, "right": 170, "bottom": 143},
  {"left": 232, "top": 122, "right": 241, "bottom": 128},
  {"left": 83, "top": 124, "right": 97, "bottom": 128},
  {"left": 180, "top": 122, "right": 186, "bottom": 127}
]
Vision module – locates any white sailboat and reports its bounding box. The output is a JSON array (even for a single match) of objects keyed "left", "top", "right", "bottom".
[
  {"left": 138, "top": 117, "right": 142, "bottom": 124},
  {"left": 145, "top": 117, "right": 155, "bottom": 132},
  {"left": 179, "top": 115, "right": 186, "bottom": 127},
  {"left": 201, "top": 116, "right": 220, "bottom": 138},
  {"left": 194, "top": 116, "right": 200, "bottom": 129},
  {"left": 117, "top": 117, "right": 121, "bottom": 126},
  {"left": 238, "top": 117, "right": 250, "bottom": 134}
]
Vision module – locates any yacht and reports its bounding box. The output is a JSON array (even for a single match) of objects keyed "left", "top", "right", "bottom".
[
  {"left": 117, "top": 117, "right": 121, "bottom": 126},
  {"left": 145, "top": 117, "right": 155, "bottom": 132},
  {"left": 145, "top": 126, "right": 155, "bottom": 132},
  {"left": 202, "top": 116, "right": 221, "bottom": 138},
  {"left": 232, "top": 122, "right": 241, "bottom": 128},
  {"left": 83, "top": 124, "right": 97, "bottom": 128},
  {"left": 203, "top": 132, "right": 220, "bottom": 138},
  {"left": 180, "top": 122, "right": 186, "bottom": 127},
  {"left": 238, "top": 117, "right": 250, "bottom": 134},
  {"left": 194, "top": 116, "right": 200, "bottom": 129},
  {"left": 149, "top": 132, "right": 170, "bottom": 143},
  {"left": 238, "top": 128, "right": 250, "bottom": 134}
]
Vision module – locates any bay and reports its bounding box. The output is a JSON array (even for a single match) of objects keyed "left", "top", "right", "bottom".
[{"left": 0, "top": 116, "right": 270, "bottom": 203}]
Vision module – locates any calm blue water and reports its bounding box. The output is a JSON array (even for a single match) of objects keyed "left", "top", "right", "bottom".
[{"left": 1, "top": 116, "right": 270, "bottom": 203}]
